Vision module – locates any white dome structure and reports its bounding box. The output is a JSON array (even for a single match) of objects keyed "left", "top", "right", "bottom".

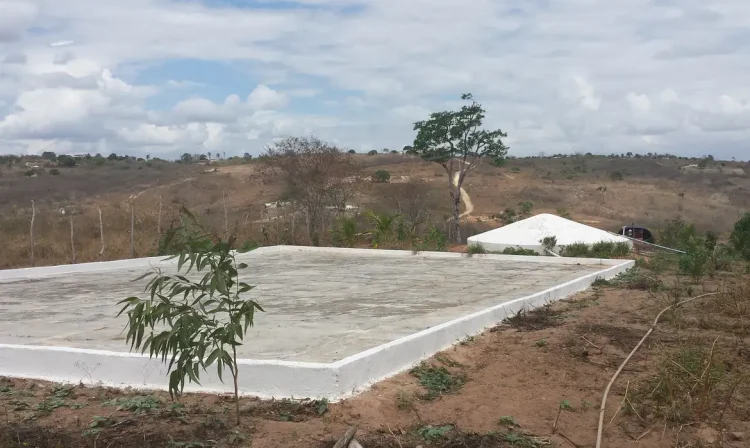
[{"left": 467, "top": 213, "right": 632, "bottom": 254}]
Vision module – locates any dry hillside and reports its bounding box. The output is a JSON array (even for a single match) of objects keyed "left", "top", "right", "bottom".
[{"left": 0, "top": 153, "right": 748, "bottom": 269}]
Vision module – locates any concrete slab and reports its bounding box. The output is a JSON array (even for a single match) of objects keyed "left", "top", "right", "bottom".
[{"left": 0, "top": 246, "right": 634, "bottom": 399}]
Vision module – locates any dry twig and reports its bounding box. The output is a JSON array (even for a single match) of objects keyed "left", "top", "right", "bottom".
[{"left": 595, "top": 292, "right": 721, "bottom": 448}]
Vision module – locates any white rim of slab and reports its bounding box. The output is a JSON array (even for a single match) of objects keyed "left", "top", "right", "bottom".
[{"left": 0, "top": 246, "right": 634, "bottom": 400}]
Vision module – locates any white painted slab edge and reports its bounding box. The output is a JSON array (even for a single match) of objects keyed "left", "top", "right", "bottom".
[{"left": 0, "top": 248, "right": 633, "bottom": 400}]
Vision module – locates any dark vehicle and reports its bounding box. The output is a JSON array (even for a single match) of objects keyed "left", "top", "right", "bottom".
[{"left": 618, "top": 225, "right": 654, "bottom": 243}]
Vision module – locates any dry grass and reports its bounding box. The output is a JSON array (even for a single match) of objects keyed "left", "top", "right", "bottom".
[{"left": 1, "top": 155, "right": 748, "bottom": 269}]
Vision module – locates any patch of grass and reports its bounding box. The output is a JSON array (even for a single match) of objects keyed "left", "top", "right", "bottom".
[
  {"left": 503, "top": 432, "right": 546, "bottom": 447},
  {"left": 416, "top": 424, "right": 454, "bottom": 441},
  {"left": 51, "top": 384, "right": 75, "bottom": 398},
  {"left": 559, "top": 242, "right": 590, "bottom": 258},
  {"left": 609, "top": 268, "right": 663, "bottom": 291},
  {"left": 503, "top": 305, "right": 563, "bottom": 331},
  {"left": 634, "top": 345, "right": 731, "bottom": 423},
  {"left": 501, "top": 246, "right": 539, "bottom": 256},
  {"left": 466, "top": 244, "right": 488, "bottom": 256},
  {"left": 104, "top": 395, "right": 161, "bottom": 414},
  {"left": 591, "top": 277, "right": 610, "bottom": 287},
  {"left": 396, "top": 390, "right": 414, "bottom": 410},
  {"left": 35, "top": 397, "right": 67, "bottom": 415},
  {"left": 559, "top": 399, "right": 574, "bottom": 411},
  {"left": 499, "top": 416, "right": 519, "bottom": 427},
  {"left": 533, "top": 339, "right": 547, "bottom": 348},
  {"left": 410, "top": 363, "right": 465, "bottom": 399}
]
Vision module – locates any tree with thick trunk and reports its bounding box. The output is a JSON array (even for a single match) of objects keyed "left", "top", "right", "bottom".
[{"left": 412, "top": 94, "right": 508, "bottom": 243}]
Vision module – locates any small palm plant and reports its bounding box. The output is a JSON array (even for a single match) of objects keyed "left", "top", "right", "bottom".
[
  {"left": 366, "top": 210, "right": 400, "bottom": 247},
  {"left": 117, "top": 208, "right": 263, "bottom": 425}
]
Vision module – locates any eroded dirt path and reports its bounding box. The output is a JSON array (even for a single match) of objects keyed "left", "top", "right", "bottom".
[{"left": 452, "top": 171, "right": 474, "bottom": 218}]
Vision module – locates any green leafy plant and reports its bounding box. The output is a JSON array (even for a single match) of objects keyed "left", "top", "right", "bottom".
[
  {"left": 117, "top": 208, "right": 264, "bottom": 425},
  {"left": 730, "top": 213, "right": 750, "bottom": 261},
  {"left": 556, "top": 208, "right": 571, "bottom": 219},
  {"left": 539, "top": 236, "right": 557, "bottom": 253},
  {"left": 499, "top": 415, "right": 519, "bottom": 427},
  {"left": 559, "top": 242, "right": 590, "bottom": 258},
  {"left": 559, "top": 399, "right": 574, "bottom": 411},
  {"left": 534, "top": 339, "right": 547, "bottom": 348},
  {"left": 502, "top": 246, "right": 538, "bottom": 256},
  {"left": 367, "top": 149, "right": 378, "bottom": 156},
  {"left": 423, "top": 225, "right": 448, "bottom": 251},
  {"left": 497, "top": 207, "right": 518, "bottom": 224},
  {"left": 332, "top": 216, "right": 359, "bottom": 248},
  {"left": 659, "top": 218, "right": 698, "bottom": 251},
  {"left": 466, "top": 243, "right": 488, "bottom": 255},
  {"left": 410, "top": 363, "right": 465, "bottom": 399},
  {"left": 366, "top": 211, "right": 399, "bottom": 247},
  {"left": 417, "top": 424, "right": 454, "bottom": 440},
  {"left": 518, "top": 201, "right": 534, "bottom": 216},
  {"left": 372, "top": 170, "right": 391, "bottom": 183}
]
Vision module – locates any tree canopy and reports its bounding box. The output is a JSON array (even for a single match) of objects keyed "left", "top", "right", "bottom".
[{"left": 412, "top": 93, "right": 508, "bottom": 168}]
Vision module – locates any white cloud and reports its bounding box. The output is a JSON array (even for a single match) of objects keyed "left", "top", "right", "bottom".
[
  {"left": 247, "top": 85, "right": 287, "bottom": 110},
  {"left": 1, "top": 0, "right": 749, "bottom": 159},
  {"left": 626, "top": 92, "right": 651, "bottom": 115},
  {"left": 0, "top": 0, "right": 38, "bottom": 41},
  {"left": 573, "top": 76, "right": 601, "bottom": 111}
]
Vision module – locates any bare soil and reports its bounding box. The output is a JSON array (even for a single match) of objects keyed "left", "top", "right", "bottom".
[{"left": 3, "top": 266, "right": 749, "bottom": 448}]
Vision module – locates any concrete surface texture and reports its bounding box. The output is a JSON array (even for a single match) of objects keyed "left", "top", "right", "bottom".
[
  {"left": 0, "top": 249, "right": 604, "bottom": 363},
  {"left": 467, "top": 213, "right": 632, "bottom": 253}
]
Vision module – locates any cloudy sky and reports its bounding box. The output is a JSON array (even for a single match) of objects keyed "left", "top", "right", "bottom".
[{"left": 1, "top": 0, "right": 749, "bottom": 159}]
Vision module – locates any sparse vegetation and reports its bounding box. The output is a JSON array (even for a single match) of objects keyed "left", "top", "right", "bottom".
[
  {"left": 410, "top": 363, "right": 465, "bottom": 399},
  {"left": 502, "top": 246, "right": 538, "bottom": 256},
  {"left": 372, "top": 169, "right": 391, "bottom": 183},
  {"left": 117, "top": 209, "right": 263, "bottom": 425},
  {"left": 466, "top": 243, "right": 487, "bottom": 255}
]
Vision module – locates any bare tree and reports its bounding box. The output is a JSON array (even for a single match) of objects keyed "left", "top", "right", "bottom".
[
  {"left": 383, "top": 177, "right": 434, "bottom": 233},
  {"left": 263, "top": 136, "right": 361, "bottom": 244}
]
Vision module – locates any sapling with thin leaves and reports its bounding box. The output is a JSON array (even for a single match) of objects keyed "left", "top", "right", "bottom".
[{"left": 117, "top": 208, "right": 263, "bottom": 425}]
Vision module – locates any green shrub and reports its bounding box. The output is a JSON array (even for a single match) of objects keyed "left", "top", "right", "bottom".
[
  {"left": 49, "top": 168, "right": 60, "bottom": 176},
  {"left": 497, "top": 208, "right": 517, "bottom": 224},
  {"left": 678, "top": 246, "right": 710, "bottom": 282},
  {"left": 659, "top": 218, "right": 699, "bottom": 251},
  {"left": 612, "top": 241, "right": 631, "bottom": 257},
  {"left": 730, "top": 213, "right": 750, "bottom": 261},
  {"left": 367, "top": 149, "right": 378, "bottom": 156},
  {"left": 423, "top": 225, "right": 447, "bottom": 252},
  {"left": 518, "top": 201, "right": 533, "bottom": 216},
  {"left": 610, "top": 170, "right": 624, "bottom": 181},
  {"left": 590, "top": 241, "right": 616, "bottom": 258},
  {"left": 372, "top": 170, "right": 391, "bottom": 183},
  {"left": 556, "top": 208, "right": 572, "bottom": 219},
  {"left": 347, "top": 149, "right": 356, "bottom": 154},
  {"left": 704, "top": 231, "right": 718, "bottom": 252},
  {"left": 24, "top": 169, "right": 36, "bottom": 177},
  {"left": 502, "top": 246, "right": 538, "bottom": 256},
  {"left": 332, "top": 216, "right": 359, "bottom": 248},
  {"left": 467, "top": 243, "right": 488, "bottom": 255},
  {"left": 560, "top": 242, "right": 591, "bottom": 258},
  {"left": 540, "top": 236, "right": 557, "bottom": 253},
  {"left": 57, "top": 155, "right": 76, "bottom": 167}
]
